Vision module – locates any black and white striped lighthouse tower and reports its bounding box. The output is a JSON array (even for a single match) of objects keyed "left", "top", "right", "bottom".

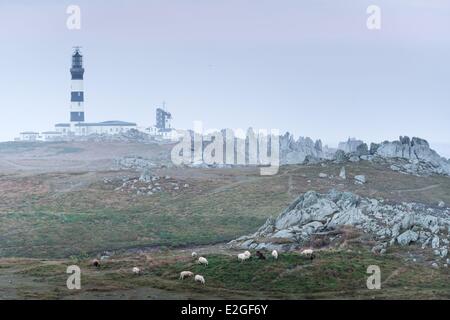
[{"left": 70, "top": 47, "right": 85, "bottom": 131}]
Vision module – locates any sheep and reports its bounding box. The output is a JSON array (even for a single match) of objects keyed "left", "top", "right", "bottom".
[
  {"left": 191, "top": 252, "right": 198, "bottom": 258},
  {"left": 198, "top": 257, "right": 208, "bottom": 266},
  {"left": 179, "top": 271, "right": 194, "bottom": 280},
  {"left": 194, "top": 274, "right": 205, "bottom": 285},
  {"left": 301, "top": 248, "right": 316, "bottom": 260},
  {"left": 271, "top": 250, "right": 278, "bottom": 260},
  {"left": 132, "top": 267, "right": 141, "bottom": 275},
  {"left": 243, "top": 250, "right": 251, "bottom": 258},
  {"left": 238, "top": 253, "right": 250, "bottom": 262},
  {"left": 92, "top": 259, "right": 100, "bottom": 268},
  {"left": 256, "top": 251, "right": 266, "bottom": 260}
]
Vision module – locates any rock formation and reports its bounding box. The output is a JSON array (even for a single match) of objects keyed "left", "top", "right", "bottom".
[
  {"left": 338, "top": 138, "right": 365, "bottom": 153},
  {"left": 179, "top": 130, "right": 450, "bottom": 177},
  {"left": 230, "top": 190, "right": 450, "bottom": 262},
  {"left": 339, "top": 166, "right": 346, "bottom": 180},
  {"left": 279, "top": 133, "right": 334, "bottom": 165},
  {"left": 374, "top": 136, "right": 450, "bottom": 176}
]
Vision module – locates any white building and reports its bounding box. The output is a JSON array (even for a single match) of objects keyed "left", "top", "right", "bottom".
[
  {"left": 41, "top": 131, "right": 62, "bottom": 141},
  {"left": 144, "top": 106, "right": 181, "bottom": 141},
  {"left": 55, "top": 121, "right": 137, "bottom": 136},
  {"left": 20, "top": 132, "right": 39, "bottom": 141}
]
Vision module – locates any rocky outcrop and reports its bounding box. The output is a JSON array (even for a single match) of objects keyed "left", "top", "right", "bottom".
[
  {"left": 354, "top": 175, "right": 366, "bottom": 184},
  {"left": 115, "top": 156, "right": 156, "bottom": 170},
  {"left": 230, "top": 190, "right": 450, "bottom": 260},
  {"left": 374, "top": 136, "right": 450, "bottom": 176},
  {"left": 179, "top": 131, "right": 450, "bottom": 177},
  {"left": 333, "top": 150, "right": 347, "bottom": 163},
  {"left": 339, "top": 167, "right": 346, "bottom": 180},
  {"left": 280, "top": 133, "right": 335, "bottom": 165},
  {"left": 333, "top": 136, "right": 450, "bottom": 176},
  {"left": 139, "top": 168, "right": 153, "bottom": 182},
  {"left": 106, "top": 174, "right": 189, "bottom": 196},
  {"left": 338, "top": 138, "right": 364, "bottom": 153}
]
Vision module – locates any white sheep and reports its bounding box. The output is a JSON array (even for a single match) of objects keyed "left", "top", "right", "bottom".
[
  {"left": 238, "top": 253, "right": 250, "bottom": 262},
  {"left": 194, "top": 274, "right": 205, "bottom": 285},
  {"left": 301, "top": 248, "right": 315, "bottom": 259},
  {"left": 198, "top": 257, "right": 208, "bottom": 266},
  {"left": 179, "top": 271, "right": 194, "bottom": 280},
  {"left": 132, "top": 267, "right": 141, "bottom": 275},
  {"left": 191, "top": 252, "right": 198, "bottom": 258},
  {"left": 271, "top": 250, "right": 278, "bottom": 260},
  {"left": 243, "top": 250, "right": 251, "bottom": 258}
]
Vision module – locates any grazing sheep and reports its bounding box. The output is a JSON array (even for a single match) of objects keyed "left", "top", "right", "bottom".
[
  {"left": 271, "top": 250, "right": 278, "bottom": 260},
  {"left": 191, "top": 252, "right": 198, "bottom": 258},
  {"left": 238, "top": 253, "right": 249, "bottom": 262},
  {"left": 92, "top": 259, "right": 100, "bottom": 268},
  {"left": 194, "top": 274, "right": 205, "bottom": 285},
  {"left": 198, "top": 257, "right": 208, "bottom": 266},
  {"left": 256, "top": 251, "right": 266, "bottom": 260},
  {"left": 179, "top": 271, "right": 194, "bottom": 280},
  {"left": 301, "top": 249, "right": 316, "bottom": 260},
  {"left": 132, "top": 267, "right": 141, "bottom": 275},
  {"left": 243, "top": 250, "right": 251, "bottom": 258}
]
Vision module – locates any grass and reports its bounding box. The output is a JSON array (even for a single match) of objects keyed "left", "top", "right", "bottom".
[
  {"left": 2, "top": 161, "right": 450, "bottom": 259},
  {"left": 0, "top": 175, "right": 290, "bottom": 258},
  {"left": 148, "top": 250, "right": 396, "bottom": 295},
  {"left": 49, "top": 146, "right": 84, "bottom": 155},
  {"left": 2, "top": 141, "right": 448, "bottom": 299},
  {"left": 0, "top": 141, "right": 81, "bottom": 155},
  {"left": 0, "top": 141, "right": 41, "bottom": 153},
  {"left": 9, "top": 246, "right": 450, "bottom": 299}
]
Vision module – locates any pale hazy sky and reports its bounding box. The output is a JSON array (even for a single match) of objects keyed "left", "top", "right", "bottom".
[{"left": 1, "top": 0, "right": 449, "bottom": 156}]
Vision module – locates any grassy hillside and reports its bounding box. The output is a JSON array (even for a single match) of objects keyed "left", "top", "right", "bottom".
[
  {"left": 1, "top": 160, "right": 450, "bottom": 258},
  {"left": 1, "top": 142, "right": 449, "bottom": 299},
  {"left": 2, "top": 245, "right": 449, "bottom": 299}
]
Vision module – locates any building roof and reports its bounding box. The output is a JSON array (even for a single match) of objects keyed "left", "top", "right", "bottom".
[
  {"left": 75, "top": 121, "right": 137, "bottom": 127},
  {"left": 20, "top": 131, "right": 39, "bottom": 135},
  {"left": 55, "top": 121, "right": 137, "bottom": 128}
]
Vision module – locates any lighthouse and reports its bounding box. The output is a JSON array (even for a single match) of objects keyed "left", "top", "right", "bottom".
[
  {"left": 70, "top": 47, "right": 85, "bottom": 132},
  {"left": 51, "top": 48, "right": 137, "bottom": 137}
]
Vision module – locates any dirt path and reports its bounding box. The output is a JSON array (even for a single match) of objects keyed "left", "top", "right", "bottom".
[
  {"left": 288, "top": 174, "right": 294, "bottom": 196},
  {"left": 382, "top": 267, "right": 407, "bottom": 286},
  {"left": 392, "top": 184, "right": 440, "bottom": 193},
  {"left": 206, "top": 177, "right": 260, "bottom": 195}
]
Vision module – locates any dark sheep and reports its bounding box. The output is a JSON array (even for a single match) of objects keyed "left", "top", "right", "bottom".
[
  {"left": 92, "top": 259, "right": 100, "bottom": 267},
  {"left": 256, "top": 251, "right": 266, "bottom": 260}
]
